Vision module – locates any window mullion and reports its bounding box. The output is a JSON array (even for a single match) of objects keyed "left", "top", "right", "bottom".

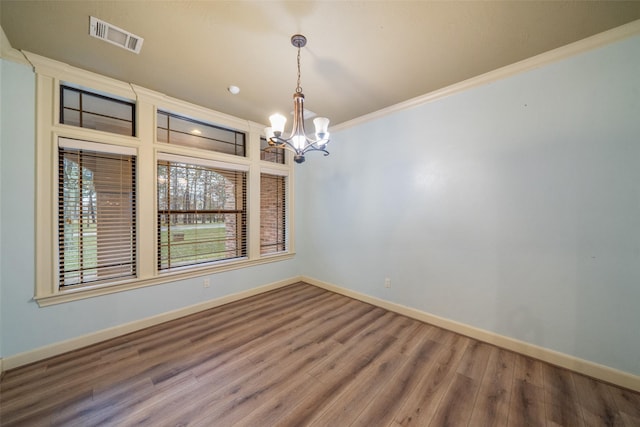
[{"left": 133, "top": 98, "right": 156, "bottom": 279}]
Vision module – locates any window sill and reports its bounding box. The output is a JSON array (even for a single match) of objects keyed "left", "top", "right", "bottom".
[{"left": 34, "top": 252, "right": 295, "bottom": 307}]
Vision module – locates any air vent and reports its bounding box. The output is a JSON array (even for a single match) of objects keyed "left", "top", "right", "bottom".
[{"left": 89, "top": 16, "right": 143, "bottom": 54}]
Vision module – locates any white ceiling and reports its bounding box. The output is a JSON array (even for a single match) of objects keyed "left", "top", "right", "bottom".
[{"left": 2, "top": 1, "right": 640, "bottom": 127}]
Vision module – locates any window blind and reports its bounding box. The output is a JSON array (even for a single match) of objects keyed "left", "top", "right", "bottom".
[
  {"left": 157, "top": 160, "right": 247, "bottom": 270},
  {"left": 58, "top": 144, "right": 137, "bottom": 287},
  {"left": 260, "top": 173, "right": 287, "bottom": 255}
]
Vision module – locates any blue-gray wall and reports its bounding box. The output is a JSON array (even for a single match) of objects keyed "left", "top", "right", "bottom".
[
  {"left": 297, "top": 34, "right": 640, "bottom": 376},
  {"left": 2, "top": 33, "right": 639, "bottom": 377},
  {"left": 1, "top": 59, "right": 37, "bottom": 361}
]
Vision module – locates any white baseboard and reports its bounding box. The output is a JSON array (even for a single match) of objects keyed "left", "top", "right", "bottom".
[
  {"left": 302, "top": 276, "right": 640, "bottom": 393},
  {"left": 4, "top": 275, "right": 638, "bottom": 392},
  {"left": 1, "top": 276, "right": 302, "bottom": 372}
]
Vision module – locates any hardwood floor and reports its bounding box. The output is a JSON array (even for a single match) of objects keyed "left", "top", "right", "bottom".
[{"left": 1, "top": 282, "right": 639, "bottom": 426}]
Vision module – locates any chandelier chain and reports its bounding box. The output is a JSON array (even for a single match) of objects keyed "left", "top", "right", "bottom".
[{"left": 296, "top": 46, "right": 302, "bottom": 93}]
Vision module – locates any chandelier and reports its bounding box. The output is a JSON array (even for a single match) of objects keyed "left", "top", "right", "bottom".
[{"left": 264, "top": 34, "right": 330, "bottom": 164}]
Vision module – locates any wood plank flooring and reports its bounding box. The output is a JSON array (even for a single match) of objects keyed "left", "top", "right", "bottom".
[{"left": 1, "top": 282, "right": 639, "bottom": 426}]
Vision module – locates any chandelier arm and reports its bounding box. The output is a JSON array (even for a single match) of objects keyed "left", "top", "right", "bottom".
[
  {"left": 269, "top": 136, "right": 304, "bottom": 155},
  {"left": 300, "top": 145, "right": 330, "bottom": 156},
  {"left": 302, "top": 135, "right": 329, "bottom": 145},
  {"left": 268, "top": 136, "right": 331, "bottom": 158}
]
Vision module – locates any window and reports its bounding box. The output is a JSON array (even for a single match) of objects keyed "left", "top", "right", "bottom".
[
  {"left": 157, "top": 111, "right": 246, "bottom": 156},
  {"left": 260, "top": 136, "right": 285, "bottom": 164},
  {"left": 58, "top": 138, "right": 137, "bottom": 287},
  {"left": 60, "top": 85, "right": 135, "bottom": 136},
  {"left": 260, "top": 173, "right": 287, "bottom": 255},
  {"left": 157, "top": 155, "right": 247, "bottom": 270},
  {"left": 33, "top": 55, "right": 293, "bottom": 305}
]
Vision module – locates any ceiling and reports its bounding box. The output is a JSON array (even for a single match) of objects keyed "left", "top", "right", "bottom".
[{"left": 2, "top": 1, "right": 640, "bottom": 128}]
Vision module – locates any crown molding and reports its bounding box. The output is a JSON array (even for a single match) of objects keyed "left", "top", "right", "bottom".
[
  {"left": 0, "top": 25, "right": 28, "bottom": 64},
  {"left": 333, "top": 19, "right": 640, "bottom": 132},
  {"left": 22, "top": 51, "right": 136, "bottom": 101}
]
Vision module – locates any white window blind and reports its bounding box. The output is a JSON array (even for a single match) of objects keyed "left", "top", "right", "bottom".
[
  {"left": 157, "top": 159, "right": 247, "bottom": 270},
  {"left": 58, "top": 140, "right": 137, "bottom": 287}
]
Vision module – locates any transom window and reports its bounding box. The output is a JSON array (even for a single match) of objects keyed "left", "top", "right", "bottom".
[
  {"left": 60, "top": 85, "right": 136, "bottom": 136},
  {"left": 157, "top": 111, "right": 246, "bottom": 156},
  {"left": 260, "top": 136, "right": 286, "bottom": 164}
]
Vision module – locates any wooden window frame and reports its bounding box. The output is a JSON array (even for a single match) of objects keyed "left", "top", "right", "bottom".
[{"left": 157, "top": 154, "right": 249, "bottom": 271}]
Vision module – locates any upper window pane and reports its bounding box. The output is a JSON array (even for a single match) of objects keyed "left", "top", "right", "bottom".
[
  {"left": 157, "top": 111, "right": 246, "bottom": 157},
  {"left": 260, "top": 137, "right": 285, "bottom": 164},
  {"left": 60, "top": 86, "right": 135, "bottom": 136}
]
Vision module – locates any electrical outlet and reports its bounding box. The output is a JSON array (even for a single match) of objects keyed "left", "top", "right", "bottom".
[
  {"left": 384, "top": 278, "right": 391, "bottom": 288},
  {"left": 203, "top": 278, "right": 210, "bottom": 288}
]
